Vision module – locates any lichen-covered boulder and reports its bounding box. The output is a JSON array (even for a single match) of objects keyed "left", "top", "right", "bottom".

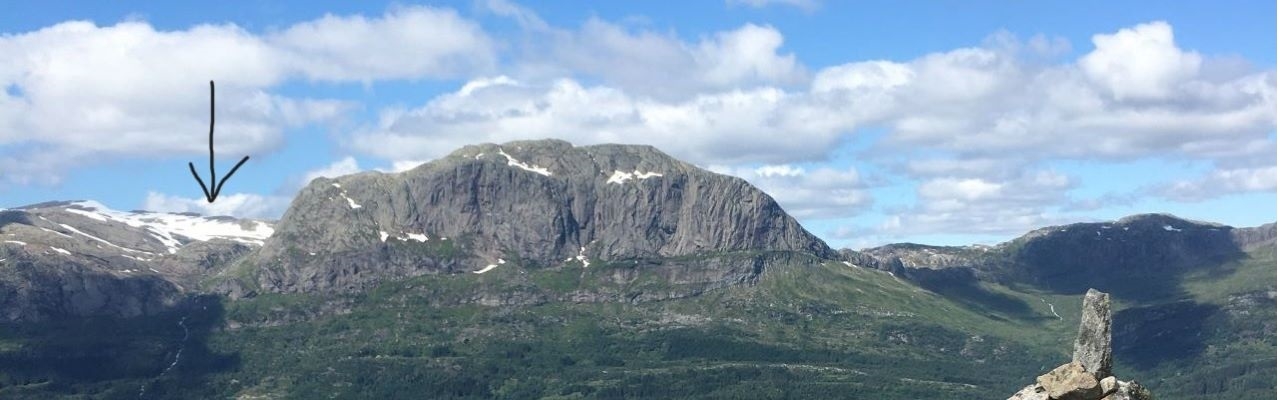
[{"left": 1036, "top": 362, "right": 1102, "bottom": 400}]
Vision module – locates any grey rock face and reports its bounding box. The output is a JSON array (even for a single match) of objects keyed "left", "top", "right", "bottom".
[
  {"left": 1231, "top": 222, "right": 1277, "bottom": 251},
  {"left": 1074, "top": 288, "right": 1113, "bottom": 380},
  {"left": 249, "top": 139, "right": 834, "bottom": 293},
  {"left": 860, "top": 243, "right": 994, "bottom": 270}
]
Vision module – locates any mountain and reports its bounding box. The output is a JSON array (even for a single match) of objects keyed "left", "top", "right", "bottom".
[
  {"left": 0, "top": 140, "right": 1274, "bottom": 399},
  {"left": 225, "top": 139, "right": 831, "bottom": 296},
  {"left": 0, "top": 201, "right": 271, "bottom": 321},
  {"left": 859, "top": 214, "right": 1276, "bottom": 301}
]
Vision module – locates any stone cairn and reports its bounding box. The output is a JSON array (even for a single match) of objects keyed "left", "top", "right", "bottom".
[{"left": 1008, "top": 289, "right": 1154, "bottom": 400}]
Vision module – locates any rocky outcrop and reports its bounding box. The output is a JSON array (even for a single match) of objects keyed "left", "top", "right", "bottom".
[
  {"left": 1007, "top": 289, "right": 1153, "bottom": 400},
  {"left": 246, "top": 139, "right": 835, "bottom": 294},
  {"left": 1073, "top": 289, "right": 1112, "bottom": 379},
  {"left": 1231, "top": 222, "right": 1277, "bottom": 251}
]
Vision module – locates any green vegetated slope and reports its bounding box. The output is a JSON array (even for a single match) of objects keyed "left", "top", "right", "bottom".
[
  {"left": 0, "top": 247, "right": 1273, "bottom": 399},
  {"left": 1112, "top": 244, "right": 1277, "bottom": 399}
]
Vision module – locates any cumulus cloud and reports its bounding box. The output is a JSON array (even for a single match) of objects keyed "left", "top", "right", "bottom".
[
  {"left": 300, "top": 156, "right": 361, "bottom": 187},
  {"left": 269, "top": 7, "right": 494, "bottom": 81},
  {"left": 482, "top": 1, "right": 806, "bottom": 99},
  {"left": 707, "top": 164, "right": 870, "bottom": 219},
  {"left": 1159, "top": 166, "right": 1278, "bottom": 201},
  {"left": 0, "top": 6, "right": 493, "bottom": 184},
  {"left": 360, "top": 20, "right": 1272, "bottom": 170},
  {"left": 875, "top": 170, "right": 1076, "bottom": 237},
  {"left": 351, "top": 77, "right": 857, "bottom": 165},
  {"left": 348, "top": 19, "right": 1273, "bottom": 240},
  {"left": 1079, "top": 21, "right": 1202, "bottom": 101},
  {"left": 545, "top": 20, "right": 807, "bottom": 97},
  {"left": 143, "top": 191, "right": 290, "bottom": 219}
]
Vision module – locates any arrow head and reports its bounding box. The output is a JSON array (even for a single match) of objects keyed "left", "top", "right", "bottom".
[{"left": 188, "top": 81, "right": 250, "bottom": 204}]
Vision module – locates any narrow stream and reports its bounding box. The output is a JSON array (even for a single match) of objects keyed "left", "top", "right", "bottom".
[
  {"left": 1039, "top": 297, "right": 1062, "bottom": 320},
  {"left": 139, "top": 315, "right": 190, "bottom": 398}
]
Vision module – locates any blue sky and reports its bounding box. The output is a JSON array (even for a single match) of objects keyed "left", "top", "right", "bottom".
[{"left": 0, "top": 0, "right": 1275, "bottom": 249}]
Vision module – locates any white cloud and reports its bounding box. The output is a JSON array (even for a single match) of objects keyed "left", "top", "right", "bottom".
[
  {"left": 389, "top": 160, "right": 430, "bottom": 173},
  {"left": 0, "top": 6, "right": 493, "bottom": 184},
  {"left": 360, "top": 21, "right": 1272, "bottom": 174},
  {"left": 708, "top": 164, "right": 869, "bottom": 219},
  {"left": 143, "top": 191, "right": 290, "bottom": 219},
  {"left": 482, "top": 2, "right": 807, "bottom": 99},
  {"left": 1160, "top": 166, "right": 1278, "bottom": 201},
  {"left": 754, "top": 164, "right": 806, "bottom": 177},
  {"left": 300, "top": 156, "right": 361, "bottom": 187},
  {"left": 347, "top": 20, "right": 1273, "bottom": 239},
  {"left": 1079, "top": 21, "right": 1202, "bottom": 101},
  {"left": 919, "top": 178, "right": 1003, "bottom": 201},
  {"left": 876, "top": 170, "right": 1075, "bottom": 237},
  {"left": 269, "top": 6, "right": 494, "bottom": 81},
  {"left": 352, "top": 76, "right": 854, "bottom": 165}
]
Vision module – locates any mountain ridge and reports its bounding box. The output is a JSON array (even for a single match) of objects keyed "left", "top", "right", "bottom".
[{"left": 0, "top": 139, "right": 1274, "bottom": 399}]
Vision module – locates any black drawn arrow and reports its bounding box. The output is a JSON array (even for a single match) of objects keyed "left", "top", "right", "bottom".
[{"left": 188, "top": 81, "right": 250, "bottom": 203}]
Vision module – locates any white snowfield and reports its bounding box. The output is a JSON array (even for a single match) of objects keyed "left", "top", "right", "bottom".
[
  {"left": 65, "top": 201, "right": 274, "bottom": 253},
  {"left": 606, "top": 170, "right": 663, "bottom": 184}
]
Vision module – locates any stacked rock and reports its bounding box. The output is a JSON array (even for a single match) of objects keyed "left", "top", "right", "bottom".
[{"left": 1007, "top": 289, "right": 1154, "bottom": 400}]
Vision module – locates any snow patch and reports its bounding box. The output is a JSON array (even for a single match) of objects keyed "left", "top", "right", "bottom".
[
  {"left": 122, "top": 254, "right": 152, "bottom": 262},
  {"left": 59, "top": 223, "right": 153, "bottom": 254},
  {"left": 331, "top": 183, "right": 341, "bottom": 188},
  {"left": 341, "top": 193, "right": 362, "bottom": 209},
  {"left": 379, "top": 231, "right": 390, "bottom": 242},
  {"left": 405, "top": 233, "right": 429, "bottom": 242},
  {"left": 606, "top": 170, "right": 663, "bottom": 184},
  {"left": 474, "top": 258, "right": 505, "bottom": 274},
  {"left": 576, "top": 246, "right": 590, "bottom": 267},
  {"left": 51, "top": 247, "right": 71, "bottom": 255},
  {"left": 3, "top": 240, "right": 26, "bottom": 246},
  {"left": 841, "top": 261, "right": 855, "bottom": 267},
  {"left": 497, "top": 148, "right": 552, "bottom": 176},
  {"left": 40, "top": 227, "right": 72, "bottom": 238},
  {"left": 1163, "top": 225, "right": 1182, "bottom": 232}
]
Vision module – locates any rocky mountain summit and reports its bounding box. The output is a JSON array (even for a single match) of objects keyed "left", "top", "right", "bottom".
[
  {"left": 0, "top": 201, "right": 272, "bottom": 321},
  {"left": 857, "top": 214, "right": 1276, "bottom": 299},
  {"left": 233, "top": 139, "right": 834, "bottom": 295},
  {"left": 1008, "top": 289, "right": 1154, "bottom": 400}
]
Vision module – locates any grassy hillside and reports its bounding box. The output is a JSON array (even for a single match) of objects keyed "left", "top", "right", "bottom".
[{"left": 0, "top": 247, "right": 1273, "bottom": 399}]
